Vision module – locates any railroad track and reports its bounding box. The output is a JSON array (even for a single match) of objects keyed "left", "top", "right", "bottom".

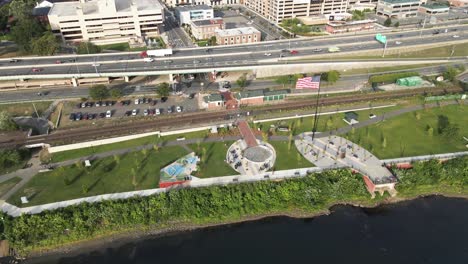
[{"left": 0, "top": 87, "right": 462, "bottom": 149}]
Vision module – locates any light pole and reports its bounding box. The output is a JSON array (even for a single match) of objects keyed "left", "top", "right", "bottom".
[
  {"left": 382, "top": 41, "right": 387, "bottom": 58},
  {"left": 419, "top": 16, "right": 427, "bottom": 38}
]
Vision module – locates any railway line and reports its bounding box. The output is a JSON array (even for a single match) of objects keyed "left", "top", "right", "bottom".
[{"left": 0, "top": 86, "right": 462, "bottom": 149}]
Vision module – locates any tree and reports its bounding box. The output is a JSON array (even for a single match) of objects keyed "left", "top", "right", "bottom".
[
  {"left": 77, "top": 41, "right": 101, "bottom": 54},
  {"left": 437, "top": 115, "right": 449, "bottom": 134},
  {"left": 208, "top": 36, "right": 217, "bottom": 46},
  {"left": 275, "top": 75, "right": 290, "bottom": 88},
  {"left": 384, "top": 17, "right": 392, "bottom": 27},
  {"left": 321, "top": 70, "right": 340, "bottom": 84},
  {"left": 0, "top": 111, "right": 17, "bottom": 131},
  {"left": 157, "top": 82, "right": 171, "bottom": 97},
  {"left": 89, "top": 85, "right": 110, "bottom": 100},
  {"left": 8, "top": 0, "right": 35, "bottom": 20},
  {"left": 31, "top": 31, "right": 60, "bottom": 56},
  {"left": 10, "top": 18, "right": 44, "bottom": 52},
  {"left": 110, "top": 88, "right": 123, "bottom": 98},
  {"left": 394, "top": 21, "right": 400, "bottom": 28},
  {"left": 236, "top": 74, "right": 247, "bottom": 89},
  {"left": 443, "top": 66, "right": 458, "bottom": 82}
]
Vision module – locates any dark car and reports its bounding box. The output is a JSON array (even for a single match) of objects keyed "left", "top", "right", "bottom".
[
  {"left": 205, "top": 48, "right": 213, "bottom": 52},
  {"left": 88, "top": 113, "right": 95, "bottom": 120},
  {"left": 9, "top": 59, "right": 20, "bottom": 63},
  {"left": 167, "top": 106, "right": 173, "bottom": 113},
  {"left": 151, "top": 100, "right": 157, "bottom": 106},
  {"left": 83, "top": 113, "right": 89, "bottom": 120},
  {"left": 281, "top": 49, "right": 289, "bottom": 53},
  {"left": 125, "top": 110, "right": 132, "bottom": 116},
  {"left": 75, "top": 112, "right": 82, "bottom": 121},
  {"left": 68, "top": 59, "right": 76, "bottom": 62},
  {"left": 86, "top": 102, "right": 93, "bottom": 107},
  {"left": 142, "top": 98, "right": 147, "bottom": 104},
  {"left": 76, "top": 103, "right": 82, "bottom": 108},
  {"left": 189, "top": 93, "right": 196, "bottom": 99},
  {"left": 161, "top": 97, "right": 168, "bottom": 102},
  {"left": 222, "top": 82, "right": 231, "bottom": 89},
  {"left": 99, "top": 112, "right": 106, "bottom": 118},
  {"left": 69, "top": 113, "right": 76, "bottom": 121}
]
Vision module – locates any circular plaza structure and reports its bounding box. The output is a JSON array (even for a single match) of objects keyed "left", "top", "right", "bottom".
[{"left": 226, "top": 139, "right": 276, "bottom": 175}]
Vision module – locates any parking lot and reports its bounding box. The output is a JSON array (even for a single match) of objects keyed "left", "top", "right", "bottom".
[{"left": 60, "top": 94, "right": 200, "bottom": 127}]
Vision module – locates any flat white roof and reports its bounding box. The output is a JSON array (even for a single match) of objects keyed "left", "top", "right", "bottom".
[
  {"left": 216, "top": 27, "right": 260, "bottom": 37},
  {"left": 49, "top": 0, "right": 162, "bottom": 17}
]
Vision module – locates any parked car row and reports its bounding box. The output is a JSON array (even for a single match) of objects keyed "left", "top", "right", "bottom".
[
  {"left": 125, "top": 106, "right": 183, "bottom": 116},
  {"left": 69, "top": 110, "right": 112, "bottom": 121},
  {"left": 77, "top": 101, "right": 116, "bottom": 108}
]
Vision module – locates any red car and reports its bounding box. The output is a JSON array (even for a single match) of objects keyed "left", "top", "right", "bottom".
[
  {"left": 32, "top": 68, "right": 42, "bottom": 72},
  {"left": 55, "top": 60, "right": 62, "bottom": 64},
  {"left": 290, "top": 50, "right": 299, "bottom": 55}
]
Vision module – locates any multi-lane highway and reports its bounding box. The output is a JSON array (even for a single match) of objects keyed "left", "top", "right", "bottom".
[{"left": 0, "top": 24, "right": 467, "bottom": 78}]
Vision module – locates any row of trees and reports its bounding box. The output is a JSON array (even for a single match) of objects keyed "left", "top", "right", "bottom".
[
  {"left": 2, "top": 169, "right": 369, "bottom": 254},
  {"left": 0, "top": 148, "right": 30, "bottom": 173},
  {"left": 273, "top": 71, "right": 341, "bottom": 89}
]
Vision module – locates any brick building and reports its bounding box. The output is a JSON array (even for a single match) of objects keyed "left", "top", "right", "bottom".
[
  {"left": 190, "top": 17, "right": 224, "bottom": 40},
  {"left": 215, "top": 27, "right": 261, "bottom": 45},
  {"left": 325, "top": 19, "right": 376, "bottom": 34}
]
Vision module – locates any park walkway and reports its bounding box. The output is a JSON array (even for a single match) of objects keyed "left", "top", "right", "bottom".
[{"left": 0, "top": 100, "right": 464, "bottom": 202}]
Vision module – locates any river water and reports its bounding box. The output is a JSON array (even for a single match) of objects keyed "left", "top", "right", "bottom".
[{"left": 25, "top": 196, "right": 468, "bottom": 264}]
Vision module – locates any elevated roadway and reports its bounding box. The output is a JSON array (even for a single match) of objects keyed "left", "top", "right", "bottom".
[{"left": 0, "top": 24, "right": 467, "bottom": 81}]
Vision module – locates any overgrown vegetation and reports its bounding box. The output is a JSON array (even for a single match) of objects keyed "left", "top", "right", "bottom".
[
  {"left": 369, "top": 71, "right": 419, "bottom": 84},
  {"left": 0, "top": 111, "right": 18, "bottom": 131},
  {"left": 280, "top": 18, "right": 313, "bottom": 35},
  {"left": 3, "top": 169, "right": 372, "bottom": 254},
  {"left": 0, "top": 148, "right": 31, "bottom": 175}
]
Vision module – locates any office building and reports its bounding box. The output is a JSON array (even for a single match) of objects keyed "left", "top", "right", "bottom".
[
  {"left": 376, "top": 0, "right": 424, "bottom": 18},
  {"left": 174, "top": 5, "right": 213, "bottom": 25},
  {"left": 215, "top": 26, "right": 261, "bottom": 45},
  {"left": 162, "top": 0, "right": 240, "bottom": 7},
  {"left": 190, "top": 18, "right": 225, "bottom": 39},
  {"left": 48, "top": 0, "right": 164, "bottom": 44}
]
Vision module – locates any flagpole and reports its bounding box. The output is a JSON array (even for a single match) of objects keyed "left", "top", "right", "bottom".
[{"left": 311, "top": 76, "right": 322, "bottom": 141}]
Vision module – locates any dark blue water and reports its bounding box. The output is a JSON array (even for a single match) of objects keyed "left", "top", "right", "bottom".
[{"left": 25, "top": 196, "right": 468, "bottom": 264}]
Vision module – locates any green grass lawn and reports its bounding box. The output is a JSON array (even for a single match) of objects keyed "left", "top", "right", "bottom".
[
  {"left": 0, "top": 101, "right": 52, "bottom": 117},
  {"left": 0, "top": 177, "right": 21, "bottom": 197},
  {"left": 269, "top": 141, "right": 314, "bottom": 170},
  {"left": 189, "top": 141, "right": 238, "bottom": 177},
  {"left": 345, "top": 104, "right": 468, "bottom": 159},
  {"left": 257, "top": 106, "right": 400, "bottom": 136},
  {"left": 9, "top": 146, "right": 188, "bottom": 207},
  {"left": 50, "top": 130, "right": 209, "bottom": 163},
  {"left": 99, "top": 42, "right": 130, "bottom": 51}
]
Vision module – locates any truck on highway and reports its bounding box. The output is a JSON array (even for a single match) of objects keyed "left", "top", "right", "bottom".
[
  {"left": 140, "top": 49, "right": 173, "bottom": 58},
  {"left": 328, "top": 47, "right": 340, "bottom": 53}
]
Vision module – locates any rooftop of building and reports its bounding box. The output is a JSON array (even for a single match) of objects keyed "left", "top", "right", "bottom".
[
  {"left": 380, "top": 0, "right": 420, "bottom": 4},
  {"left": 48, "top": 0, "right": 162, "bottom": 17},
  {"left": 203, "top": 93, "right": 224, "bottom": 103},
  {"left": 327, "top": 19, "right": 377, "bottom": 26},
  {"left": 215, "top": 27, "right": 260, "bottom": 37},
  {"left": 175, "top": 4, "right": 212, "bottom": 12},
  {"left": 32, "top": 6, "right": 52, "bottom": 16},
  {"left": 263, "top": 89, "right": 290, "bottom": 96},
  {"left": 235, "top": 89, "right": 265, "bottom": 100},
  {"left": 420, "top": 3, "right": 450, "bottom": 9},
  {"left": 191, "top": 17, "right": 224, "bottom": 26}
]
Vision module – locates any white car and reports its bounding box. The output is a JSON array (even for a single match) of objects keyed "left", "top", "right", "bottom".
[
  {"left": 264, "top": 53, "right": 272, "bottom": 56},
  {"left": 453, "top": 35, "right": 460, "bottom": 38},
  {"left": 176, "top": 106, "right": 182, "bottom": 112},
  {"left": 91, "top": 62, "right": 100, "bottom": 67},
  {"left": 105, "top": 110, "right": 112, "bottom": 118},
  {"left": 143, "top": 109, "right": 148, "bottom": 116},
  {"left": 395, "top": 41, "right": 402, "bottom": 45},
  {"left": 246, "top": 21, "right": 253, "bottom": 25},
  {"left": 143, "top": 57, "right": 154, "bottom": 62},
  {"left": 132, "top": 109, "right": 138, "bottom": 116},
  {"left": 155, "top": 108, "right": 161, "bottom": 115},
  {"left": 134, "top": 99, "right": 139, "bottom": 105}
]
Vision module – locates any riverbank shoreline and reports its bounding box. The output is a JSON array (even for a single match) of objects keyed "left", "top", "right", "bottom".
[{"left": 23, "top": 192, "right": 468, "bottom": 260}]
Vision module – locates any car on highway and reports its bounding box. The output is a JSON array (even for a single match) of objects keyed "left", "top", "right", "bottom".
[
  {"left": 395, "top": 41, "right": 402, "bottom": 45},
  {"left": 193, "top": 59, "right": 201, "bottom": 64},
  {"left": 453, "top": 35, "right": 460, "bottom": 38},
  {"left": 9, "top": 59, "right": 20, "bottom": 63},
  {"left": 68, "top": 59, "right": 76, "bottom": 62},
  {"left": 312, "top": 48, "right": 322, "bottom": 52},
  {"left": 176, "top": 106, "right": 182, "bottom": 113},
  {"left": 433, "top": 30, "right": 440, "bottom": 35},
  {"left": 143, "top": 57, "right": 154, "bottom": 62},
  {"left": 264, "top": 52, "right": 272, "bottom": 56},
  {"left": 290, "top": 50, "right": 298, "bottom": 55},
  {"left": 205, "top": 48, "right": 212, "bottom": 52},
  {"left": 281, "top": 49, "right": 289, "bottom": 53},
  {"left": 55, "top": 60, "right": 62, "bottom": 64},
  {"left": 132, "top": 109, "right": 138, "bottom": 116},
  {"left": 32, "top": 68, "right": 42, "bottom": 72},
  {"left": 106, "top": 110, "right": 112, "bottom": 118},
  {"left": 69, "top": 113, "right": 75, "bottom": 121},
  {"left": 164, "top": 60, "right": 173, "bottom": 63},
  {"left": 92, "top": 62, "right": 100, "bottom": 67}
]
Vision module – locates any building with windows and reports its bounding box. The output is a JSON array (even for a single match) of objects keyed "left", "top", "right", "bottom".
[
  {"left": 162, "top": 0, "right": 240, "bottom": 7},
  {"left": 376, "top": 0, "right": 424, "bottom": 18},
  {"left": 174, "top": 5, "right": 213, "bottom": 25},
  {"left": 215, "top": 27, "right": 261, "bottom": 45},
  {"left": 244, "top": 0, "right": 351, "bottom": 24},
  {"left": 47, "top": 0, "right": 164, "bottom": 44},
  {"left": 190, "top": 17, "right": 224, "bottom": 39},
  {"left": 418, "top": 3, "right": 449, "bottom": 14}
]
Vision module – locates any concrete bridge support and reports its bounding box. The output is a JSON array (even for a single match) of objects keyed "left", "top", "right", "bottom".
[
  {"left": 71, "top": 77, "right": 78, "bottom": 87},
  {"left": 124, "top": 76, "right": 130, "bottom": 82}
]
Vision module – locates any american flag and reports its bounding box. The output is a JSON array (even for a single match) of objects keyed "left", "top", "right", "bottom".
[{"left": 296, "top": 75, "right": 321, "bottom": 89}]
